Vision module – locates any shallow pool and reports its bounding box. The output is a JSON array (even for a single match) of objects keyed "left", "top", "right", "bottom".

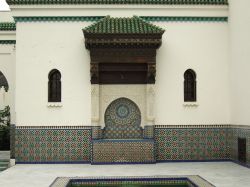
[
  {"left": 68, "top": 178, "right": 195, "bottom": 187},
  {"left": 50, "top": 176, "right": 214, "bottom": 187}
]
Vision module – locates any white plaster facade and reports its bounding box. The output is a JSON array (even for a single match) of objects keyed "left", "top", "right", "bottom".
[
  {"left": 229, "top": 0, "right": 250, "bottom": 125},
  {"left": 0, "top": 1, "right": 249, "bottom": 126}
]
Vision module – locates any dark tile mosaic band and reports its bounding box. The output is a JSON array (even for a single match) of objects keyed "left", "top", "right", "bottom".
[
  {"left": 144, "top": 125, "right": 154, "bottom": 139},
  {"left": 15, "top": 126, "right": 92, "bottom": 163},
  {"left": 10, "top": 124, "right": 15, "bottom": 159},
  {"left": 155, "top": 127, "right": 230, "bottom": 161},
  {"left": 103, "top": 98, "right": 143, "bottom": 139},
  {"left": 228, "top": 127, "right": 250, "bottom": 167},
  {"left": 13, "top": 124, "right": 250, "bottom": 166},
  {"left": 92, "top": 139, "right": 155, "bottom": 164}
]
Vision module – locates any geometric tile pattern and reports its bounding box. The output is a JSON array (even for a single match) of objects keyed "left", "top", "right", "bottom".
[
  {"left": 228, "top": 127, "right": 250, "bottom": 167},
  {"left": 105, "top": 97, "right": 141, "bottom": 127},
  {"left": 155, "top": 127, "right": 230, "bottom": 161},
  {"left": 13, "top": 124, "right": 250, "bottom": 166},
  {"left": 144, "top": 125, "right": 154, "bottom": 139},
  {"left": 92, "top": 139, "right": 155, "bottom": 164},
  {"left": 15, "top": 126, "right": 91, "bottom": 163},
  {"left": 104, "top": 97, "right": 142, "bottom": 139},
  {"left": 103, "top": 125, "right": 143, "bottom": 139},
  {"left": 10, "top": 124, "right": 15, "bottom": 159},
  {"left": 91, "top": 126, "right": 102, "bottom": 140}
]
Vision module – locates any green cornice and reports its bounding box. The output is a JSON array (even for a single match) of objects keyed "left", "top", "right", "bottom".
[
  {"left": 14, "top": 16, "right": 103, "bottom": 22},
  {"left": 0, "top": 40, "right": 16, "bottom": 44},
  {"left": 141, "top": 16, "right": 228, "bottom": 22},
  {"left": 6, "top": 0, "right": 228, "bottom": 5},
  {"left": 0, "top": 22, "right": 16, "bottom": 31},
  {"left": 14, "top": 16, "right": 228, "bottom": 22}
]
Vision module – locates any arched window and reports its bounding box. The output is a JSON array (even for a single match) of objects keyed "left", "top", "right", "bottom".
[
  {"left": 0, "top": 71, "right": 9, "bottom": 91},
  {"left": 48, "top": 69, "right": 61, "bottom": 102},
  {"left": 184, "top": 69, "right": 196, "bottom": 102}
]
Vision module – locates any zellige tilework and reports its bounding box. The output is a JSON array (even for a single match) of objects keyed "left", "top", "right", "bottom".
[
  {"left": 92, "top": 139, "right": 155, "bottom": 164},
  {"left": 15, "top": 126, "right": 91, "bottom": 163}
]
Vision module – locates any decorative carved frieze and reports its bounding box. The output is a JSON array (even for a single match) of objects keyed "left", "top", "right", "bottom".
[
  {"left": 90, "top": 64, "right": 99, "bottom": 84},
  {"left": 83, "top": 16, "right": 164, "bottom": 85}
]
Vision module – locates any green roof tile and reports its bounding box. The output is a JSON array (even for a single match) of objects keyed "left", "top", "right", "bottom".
[
  {"left": 83, "top": 16, "right": 165, "bottom": 34},
  {"left": 13, "top": 16, "right": 228, "bottom": 22},
  {"left": 0, "top": 40, "right": 16, "bottom": 44},
  {"left": 6, "top": 0, "right": 228, "bottom": 5},
  {"left": 0, "top": 22, "right": 16, "bottom": 31}
]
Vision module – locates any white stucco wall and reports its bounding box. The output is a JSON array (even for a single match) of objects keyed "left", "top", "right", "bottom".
[
  {"left": 155, "top": 21, "right": 230, "bottom": 125},
  {"left": 229, "top": 0, "right": 250, "bottom": 125},
  {"left": 15, "top": 22, "right": 91, "bottom": 126},
  {"left": 0, "top": 11, "right": 14, "bottom": 22},
  {"left": 13, "top": 7, "right": 230, "bottom": 126},
  {"left": 15, "top": 20, "right": 230, "bottom": 126}
]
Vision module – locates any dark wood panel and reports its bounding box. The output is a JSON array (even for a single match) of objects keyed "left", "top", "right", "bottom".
[
  {"left": 90, "top": 48, "right": 156, "bottom": 64},
  {"left": 99, "top": 71, "right": 148, "bottom": 84}
]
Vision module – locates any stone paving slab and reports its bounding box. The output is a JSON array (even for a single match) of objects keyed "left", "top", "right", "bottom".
[{"left": 0, "top": 162, "right": 249, "bottom": 187}]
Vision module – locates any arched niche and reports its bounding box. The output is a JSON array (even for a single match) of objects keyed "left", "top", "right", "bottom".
[
  {"left": 104, "top": 97, "right": 141, "bottom": 127},
  {"left": 0, "top": 71, "right": 9, "bottom": 91}
]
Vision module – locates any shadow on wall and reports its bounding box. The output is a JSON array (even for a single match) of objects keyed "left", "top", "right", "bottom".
[
  {"left": 0, "top": 71, "right": 10, "bottom": 150},
  {"left": 0, "top": 106, "right": 10, "bottom": 150}
]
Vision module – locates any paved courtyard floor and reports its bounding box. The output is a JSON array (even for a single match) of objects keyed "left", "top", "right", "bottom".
[{"left": 0, "top": 162, "right": 249, "bottom": 187}]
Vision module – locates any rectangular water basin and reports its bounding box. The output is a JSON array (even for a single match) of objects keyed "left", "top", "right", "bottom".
[{"left": 50, "top": 176, "right": 215, "bottom": 187}]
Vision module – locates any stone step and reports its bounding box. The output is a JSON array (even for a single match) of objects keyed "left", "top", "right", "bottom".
[
  {"left": 0, "top": 159, "right": 9, "bottom": 162},
  {"left": 0, "top": 166, "right": 7, "bottom": 171},
  {"left": 0, "top": 162, "right": 9, "bottom": 167}
]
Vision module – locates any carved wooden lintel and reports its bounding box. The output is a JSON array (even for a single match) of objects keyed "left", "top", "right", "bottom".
[
  {"left": 147, "top": 64, "right": 156, "bottom": 84},
  {"left": 90, "top": 63, "right": 99, "bottom": 84},
  {"left": 89, "top": 48, "right": 157, "bottom": 84},
  {"left": 85, "top": 33, "right": 162, "bottom": 84}
]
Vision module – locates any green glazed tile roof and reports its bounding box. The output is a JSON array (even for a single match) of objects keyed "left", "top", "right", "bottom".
[
  {"left": 83, "top": 16, "right": 165, "bottom": 34},
  {"left": 0, "top": 40, "right": 16, "bottom": 44},
  {"left": 0, "top": 22, "right": 16, "bottom": 31},
  {"left": 14, "top": 16, "right": 228, "bottom": 22},
  {"left": 6, "top": 0, "right": 228, "bottom": 5}
]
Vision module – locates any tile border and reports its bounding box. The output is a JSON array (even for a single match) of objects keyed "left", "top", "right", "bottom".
[
  {"left": 0, "top": 40, "right": 16, "bottom": 44},
  {"left": 14, "top": 16, "right": 228, "bottom": 23}
]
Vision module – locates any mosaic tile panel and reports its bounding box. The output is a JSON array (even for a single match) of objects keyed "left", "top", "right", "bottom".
[
  {"left": 92, "top": 139, "right": 155, "bottom": 163},
  {"left": 104, "top": 97, "right": 142, "bottom": 139},
  {"left": 10, "top": 124, "right": 15, "bottom": 159},
  {"left": 15, "top": 127, "right": 92, "bottom": 163},
  {"left": 104, "top": 97, "right": 141, "bottom": 127},
  {"left": 103, "top": 126, "right": 143, "bottom": 139},
  {"left": 155, "top": 127, "right": 229, "bottom": 161},
  {"left": 228, "top": 127, "right": 250, "bottom": 166},
  {"left": 144, "top": 125, "right": 154, "bottom": 139},
  {"left": 91, "top": 126, "right": 102, "bottom": 140}
]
